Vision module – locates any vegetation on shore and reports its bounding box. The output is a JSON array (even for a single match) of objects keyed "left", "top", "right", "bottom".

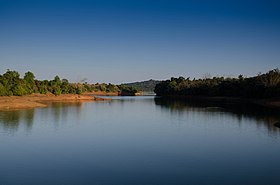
[
  {"left": 0, "top": 70, "right": 139, "bottom": 96},
  {"left": 155, "top": 69, "right": 280, "bottom": 99}
]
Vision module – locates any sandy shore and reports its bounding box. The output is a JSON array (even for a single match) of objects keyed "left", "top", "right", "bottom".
[
  {"left": 85, "top": 91, "right": 142, "bottom": 96},
  {"left": 0, "top": 94, "right": 107, "bottom": 110},
  {"left": 84, "top": 91, "right": 119, "bottom": 96}
]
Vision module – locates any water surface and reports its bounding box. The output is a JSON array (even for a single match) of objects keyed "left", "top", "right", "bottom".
[{"left": 0, "top": 96, "right": 279, "bottom": 185}]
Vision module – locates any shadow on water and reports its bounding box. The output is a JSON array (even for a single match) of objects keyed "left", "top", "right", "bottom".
[
  {"left": 154, "top": 97, "right": 280, "bottom": 133},
  {"left": 0, "top": 102, "right": 83, "bottom": 133}
]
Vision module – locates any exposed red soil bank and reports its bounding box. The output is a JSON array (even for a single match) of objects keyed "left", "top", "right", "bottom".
[{"left": 0, "top": 94, "right": 108, "bottom": 110}]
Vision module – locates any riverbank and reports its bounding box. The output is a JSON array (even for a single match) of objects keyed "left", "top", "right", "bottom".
[
  {"left": 158, "top": 95, "right": 280, "bottom": 109},
  {"left": 0, "top": 94, "right": 108, "bottom": 110}
]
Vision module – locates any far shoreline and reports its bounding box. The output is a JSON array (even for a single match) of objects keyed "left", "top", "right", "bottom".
[{"left": 0, "top": 93, "right": 109, "bottom": 111}]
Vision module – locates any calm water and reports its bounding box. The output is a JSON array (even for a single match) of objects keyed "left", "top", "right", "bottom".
[{"left": 0, "top": 96, "right": 280, "bottom": 185}]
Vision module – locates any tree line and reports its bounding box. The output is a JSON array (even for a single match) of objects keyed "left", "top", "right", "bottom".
[
  {"left": 0, "top": 70, "right": 139, "bottom": 96},
  {"left": 154, "top": 69, "right": 280, "bottom": 98}
]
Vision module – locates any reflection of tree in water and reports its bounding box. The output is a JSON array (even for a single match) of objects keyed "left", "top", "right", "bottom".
[
  {"left": 49, "top": 102, "right": 83, "bottom": 121},
  {"left": 39, "top": 102, "right": 83, "bottom": 129},
  {"left": 0, "top": 109, "right": 35, "bottom": 133},
  {"left": 0, "top": 103, "right": 83, "bottom": 133},
  {"left": 154, "top": 97, "right": 280, "bottom": 134}
]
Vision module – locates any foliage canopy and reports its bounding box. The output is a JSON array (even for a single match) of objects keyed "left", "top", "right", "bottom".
[
  {"left": 0, "top": 70, "right": 139, "bottom": 96},
  {"left": 154, "top": 69, "right": 280, "bottom": 98}
]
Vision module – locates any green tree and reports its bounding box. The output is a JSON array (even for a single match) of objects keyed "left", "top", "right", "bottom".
[
  {"left": 60, "top": 79, "right": 71, "bottom": 94},
  {"left": 0, "top": 82, "right": 7, "bottom": 96},
  {"left": 2, "top": 70, "right": 22, "bottom": 96},
  {"left": 24, "top": 71, "right": 36, "bottom": 94},
  {"left": 53, "top": 86, "right": 62, "bottom": 96},
  {"left": 51, "top": 75, "right": 62, "bottom": 96},
  {"left": 54, "top": 75, "right": 61, "bottom": 85}
]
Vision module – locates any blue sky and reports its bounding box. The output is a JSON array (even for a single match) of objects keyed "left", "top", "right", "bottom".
[{"left": 0, "top": 0, "right": 279, "bottom": 83}]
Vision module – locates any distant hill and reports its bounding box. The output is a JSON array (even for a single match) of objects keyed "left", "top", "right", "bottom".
[{"left": 123, "top": 79, "right": 161, "bottom": 92}]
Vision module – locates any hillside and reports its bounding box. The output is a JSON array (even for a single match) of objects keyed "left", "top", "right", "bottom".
[{"left": 123, "top": 79, "right": 161, "bottom": 92}]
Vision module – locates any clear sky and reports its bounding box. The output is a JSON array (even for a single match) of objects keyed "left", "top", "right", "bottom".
[{"left": 0, "top": 0, "right": 279, "bottom": 84}]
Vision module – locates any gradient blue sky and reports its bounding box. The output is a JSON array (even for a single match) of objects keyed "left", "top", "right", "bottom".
[{"left": 0, "top": 0, "right": 279, "bottom": 83}]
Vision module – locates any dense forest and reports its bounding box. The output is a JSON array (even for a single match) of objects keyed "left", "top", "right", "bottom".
[
  {"left": 0, "top": 70, "right": 138, "bottom": 96},
  {"left": 123, "top": 79, "right": 160, "bottom": 92},
  {"left": 155, "top": 69, "right": 280, "bottom": 98}
]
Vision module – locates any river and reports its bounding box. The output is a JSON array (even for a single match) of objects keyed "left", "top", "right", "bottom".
[{"left": 0, "top": 96, "right": 279, "bottom": 185}]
